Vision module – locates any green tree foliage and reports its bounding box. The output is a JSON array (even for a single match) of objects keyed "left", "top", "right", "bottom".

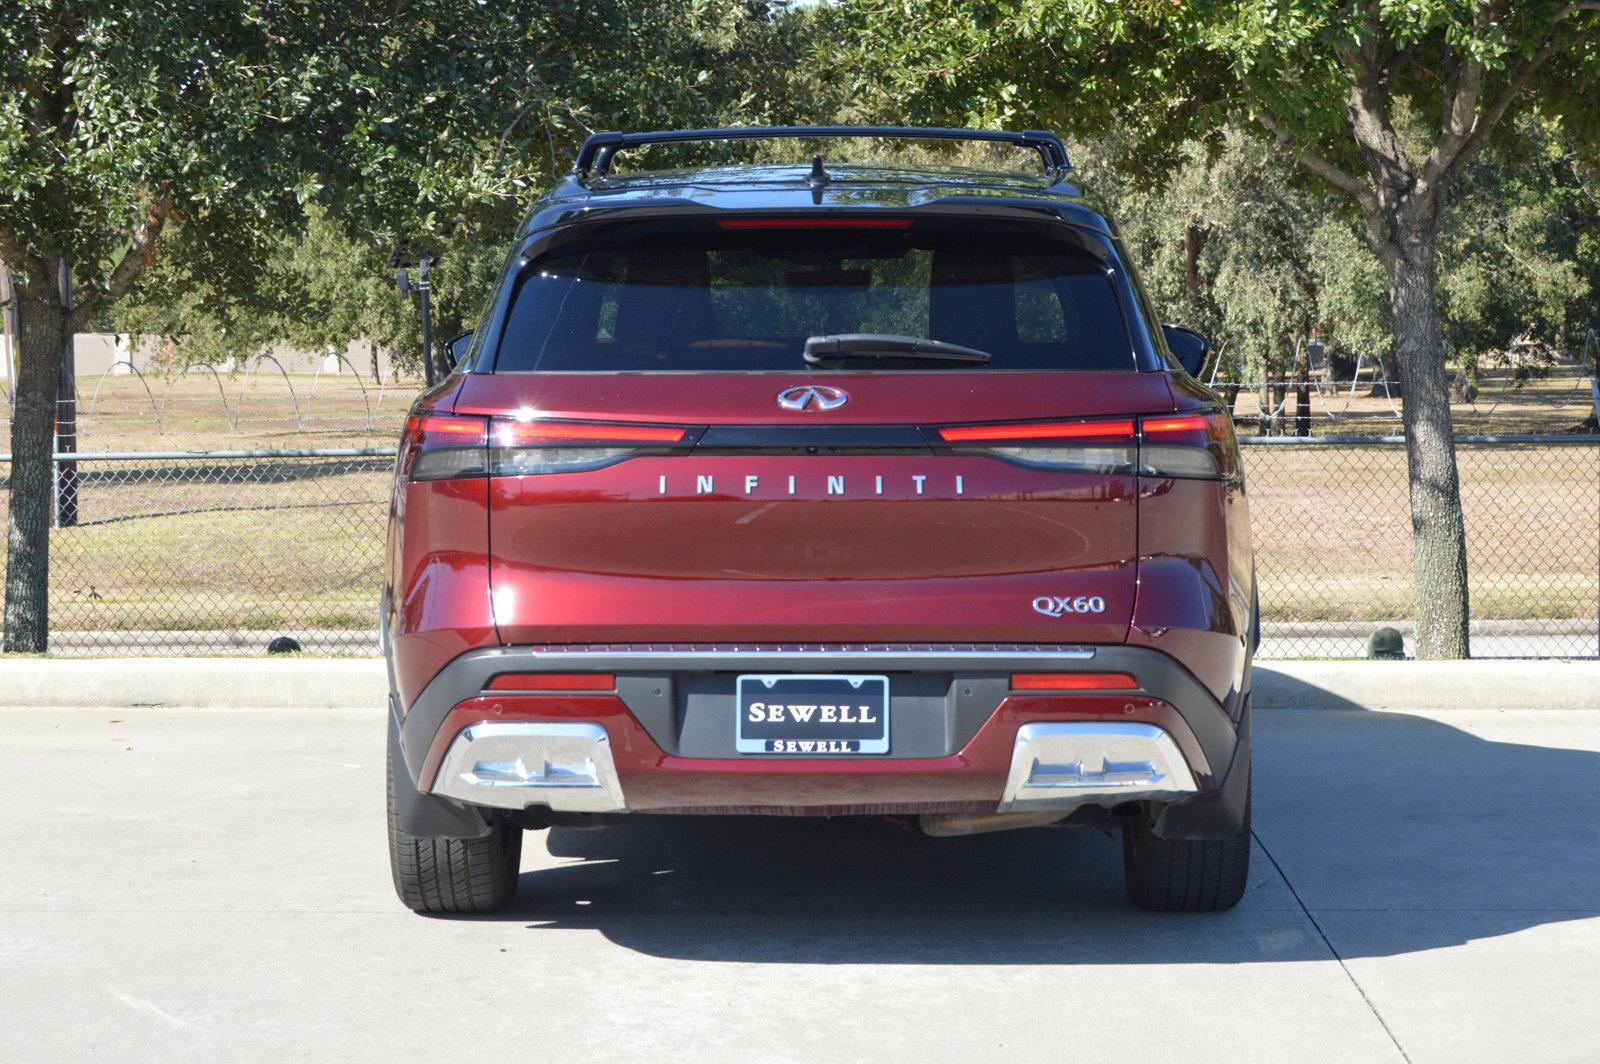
[
  {"left": 107, "top": 1, "right": 825, "bottom": 377},
  {"left": 1437, "top": 118, "right": 1599, "bottom": 381},
  {"left": 0, "top": 0, "right": 815, "bottom": 651},
  {"left": 1080, "top": 116, "right": 1598, "bottom": 395},
  {"left": 1077, "top": 130, "right": 1326, "bottom": 389},
  {"left": 841, "top": 0, "right": 1600, "bottom": 657}
]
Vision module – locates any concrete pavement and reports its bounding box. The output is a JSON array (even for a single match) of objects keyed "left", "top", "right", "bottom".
[{"left": 2, "top": 702, "right": 1598, "bottom": 1062}]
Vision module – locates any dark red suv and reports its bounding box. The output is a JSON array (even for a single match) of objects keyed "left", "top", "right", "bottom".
[{"left": 383, "top": 127, "right": 1256, "bottom": 914}]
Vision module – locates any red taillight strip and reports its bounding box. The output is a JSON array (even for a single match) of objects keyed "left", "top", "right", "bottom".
[
  {"left": 493, "top": 420, "right": 686, "bottom": 445},
  {"left": 939, "top": 419, "right": 1136, "bottom": 443},
  {"left": 407, "top": 413, "right": 488, "bottom": 438},
  {"left": 1011, "top": 673, "right": 1140, "bottom": 691},
  {"left": 485, "top": 673, "right": 617, "bottom": 692},
  {"left": 716, "top": 217, "right": 913, "bottom": 229},
  {"left": 1141, "top": 414, "right": 1212, "bottom": 436}
]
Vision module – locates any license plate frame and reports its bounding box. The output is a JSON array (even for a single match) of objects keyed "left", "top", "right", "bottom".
[{"left": 735, "top": 674, "right": 890, "bottom": 755}]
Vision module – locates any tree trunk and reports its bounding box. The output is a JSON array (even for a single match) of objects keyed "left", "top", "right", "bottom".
[
  {"left": 1293, "top": 339, "right": 1312, "bottom": 437},
  {"left": 1383, "top": 220, "right": 1470, "bottom": 658},
  {"left": 1183, "top": 222, "right": 1205, "bottom": 302},
  {"left": 4, "top": 266, "right": 66, "bottom": 652}
]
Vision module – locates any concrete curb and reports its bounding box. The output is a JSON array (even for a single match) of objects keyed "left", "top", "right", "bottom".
[
  {"left": 0, "top": 657, "right": 389, "bottom": 710},
  {"left": 1252, "top": 660, "right": 1600, "bottom": 712},
  {"left": 2, "top": 656, "right": 1596, "bottom": 712}
]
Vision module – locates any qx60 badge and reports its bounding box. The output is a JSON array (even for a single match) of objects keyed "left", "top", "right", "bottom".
[
  {"left": 777, "top": 385, "right": 848, "bottom": 411},
  {"left": 1033, "top": 595, "right": 1108, "bottom": 617}
]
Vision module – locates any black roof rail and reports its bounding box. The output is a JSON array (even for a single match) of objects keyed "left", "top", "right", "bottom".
[{"left": 572, "top": 125, "right": 1071, "bottom": 181}]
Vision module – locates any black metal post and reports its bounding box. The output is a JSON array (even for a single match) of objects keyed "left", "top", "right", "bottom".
[
  {"left": 55, "top": 258, "right": 79, "bottom": 528},
  {"left": 418, "top": 252, "right": 435, "bottom": 387}
]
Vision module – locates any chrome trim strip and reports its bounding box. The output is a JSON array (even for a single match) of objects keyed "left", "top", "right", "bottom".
[
  {"left": 501, "top": 645, "right": 1096, "bottom": 669},
  {"left": 999, "top": 722, "right": 1199, "bottom": 813},
  {"left": 432, "top": 722, "right": 628, "bottom": 813}
]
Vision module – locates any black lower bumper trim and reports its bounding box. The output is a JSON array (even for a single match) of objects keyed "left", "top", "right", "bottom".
[
  {"left": 388, "top": 694, "right": 494, "bottom": 840},
  {"left": 1150, "top": 693, "right": 1251, "bottom": 839}
]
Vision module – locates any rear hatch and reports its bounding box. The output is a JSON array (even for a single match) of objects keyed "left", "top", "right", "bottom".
[{"left": 456, "top": 213, "right": 1178, "bottom": 646}]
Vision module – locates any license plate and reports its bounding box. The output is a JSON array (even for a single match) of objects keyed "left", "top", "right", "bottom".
[{"left": 735, "top": 674, "right": 890, "bottom": 755}]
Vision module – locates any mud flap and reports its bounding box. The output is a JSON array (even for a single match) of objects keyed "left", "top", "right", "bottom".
[
  {"left": 1150, "top": 693, "right": 1251, "bottom": 840},
  {"left": 388, "top": 695, "right": 494, "bottom": 840}
]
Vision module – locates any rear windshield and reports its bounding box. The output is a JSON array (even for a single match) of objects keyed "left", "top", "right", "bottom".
[{"left": 492, "top": 219, "right": 1133, "bottom": 372}]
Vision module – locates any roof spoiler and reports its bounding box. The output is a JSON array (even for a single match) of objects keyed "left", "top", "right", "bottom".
[{"left": 572, "top": 125, "right": 1071, "bottom": 182}]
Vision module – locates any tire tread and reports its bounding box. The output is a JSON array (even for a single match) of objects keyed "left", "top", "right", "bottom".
[
  {"left": 387, "top": 746, "right": 521, "bottom": 914},
  {"left": 1122, "top": 795, "right": 1250, "bottom": 912}
]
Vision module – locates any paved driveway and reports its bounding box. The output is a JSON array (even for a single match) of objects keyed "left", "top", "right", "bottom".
[{"left": 2, "top": 704, "right": 1597, "bottom": 1063}]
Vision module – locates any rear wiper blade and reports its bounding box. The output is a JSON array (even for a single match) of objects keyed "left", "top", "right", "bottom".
[{"left": 803, "top": 334, "right": 993, "bottom": 365}]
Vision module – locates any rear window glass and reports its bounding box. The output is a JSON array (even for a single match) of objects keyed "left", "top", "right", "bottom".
[{"left": 493, "top": 220, "right": 1131, "bottom": 371}]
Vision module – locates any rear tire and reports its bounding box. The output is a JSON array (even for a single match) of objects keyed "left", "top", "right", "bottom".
[
  {"left": 387, "top": 743, "right": 522, "bottom": 914},
  {"left": 1122, "top": 787, "right": 1251, "bottom": 912}
]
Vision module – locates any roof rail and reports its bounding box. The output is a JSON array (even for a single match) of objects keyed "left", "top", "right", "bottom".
[{"left": 572, "top": 125, "right": 1071, "bottom": 181}]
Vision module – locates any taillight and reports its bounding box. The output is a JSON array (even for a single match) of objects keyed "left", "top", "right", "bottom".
[
  {"left": 935, "top": 418, "right": 1138, "bottom": 474},
  {"left": 490, "top": 418, "right": 688, "bottom": 475},
  {"left": 400, "top": 413, "right": 488, "bottom": 481},
  {"left": 933, "top": 411, "right": 1240, "bottom": 480},
  {"left": 938, "top": 419, "right": 1135, "bottom": 443},
  {"left": 1139, "top": 411, "right": 1240, "bottom": 480},
  {"left": 1011, "top": 672, "right": 1139, "bottom": 691}
]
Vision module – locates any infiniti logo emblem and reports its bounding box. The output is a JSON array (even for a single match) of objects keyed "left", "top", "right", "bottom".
[{"left": 776, "top": 385, "right": 849, "bottom": 412}]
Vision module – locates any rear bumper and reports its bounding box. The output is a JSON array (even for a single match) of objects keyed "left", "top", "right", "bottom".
[{"left": 391, "top": 644, "right": 1249, "bottom": 835}]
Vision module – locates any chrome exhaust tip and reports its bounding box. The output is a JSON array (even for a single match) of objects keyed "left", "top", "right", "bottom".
[
  {"left": 431, "top": 721, "right": 628, "bottom": 814},
  {"left": 998, "top": 722, "right": 1200, "bottom": 813}
]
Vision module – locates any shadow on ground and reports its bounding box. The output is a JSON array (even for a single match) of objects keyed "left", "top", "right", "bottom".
[{"left": 484, "top": 680, "right": 1600, "bottom": 964}]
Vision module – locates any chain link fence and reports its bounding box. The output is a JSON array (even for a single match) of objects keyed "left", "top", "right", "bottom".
[
  {"left": 1, "top": 436, "right": 1596, "bottom": 657},
  {"left": 1244, "top": 436, "right": 1600, "bottom": 658},
  {"left": 0, "top": 450, "right": 393, "bottom": 654}
]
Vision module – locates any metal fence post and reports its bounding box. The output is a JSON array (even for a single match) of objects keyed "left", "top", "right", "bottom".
[{"left": 54, "top": 258, "right": 79, "bottom": 528}]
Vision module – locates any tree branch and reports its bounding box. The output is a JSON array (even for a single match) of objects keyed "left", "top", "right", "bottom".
[
  {"left": 1336, "top": 11, "right": 1415, "bottom": 192},
  {"left": 1420, "top": 55, "right": 1484, "bottom": 189},
  {"left": 1423, "top": 2, "right": 1600, "bottom": 191},
  {"left": 1255, "top": 112, "right": 1376, "bottom": 209},
  {"left": 69, "top": 197, "right": 169, "bottom": 330}
]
